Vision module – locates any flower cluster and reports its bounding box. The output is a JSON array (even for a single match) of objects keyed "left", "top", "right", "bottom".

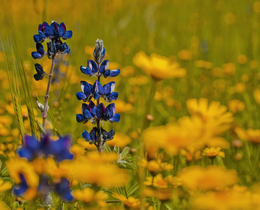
[
  {"left": 76, "top": 39, "right": 120, "bottom": 150},
  {"left": 6, "top": 135, "right": 74, "bottom": 201},
  {"left": 31, "top": 21, "right": 72, "bottom": 81}
]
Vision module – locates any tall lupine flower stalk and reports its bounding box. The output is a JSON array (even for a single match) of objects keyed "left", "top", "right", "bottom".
[
  {"left": 32, "top": 21, "right": 72, "bottom": 130},
  {"left": 76, "top": 39, "right": 120, "bottom": 153}
]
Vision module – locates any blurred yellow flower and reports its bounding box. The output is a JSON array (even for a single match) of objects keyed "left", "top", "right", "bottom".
[
  {"left": 121, "top": 66, "right": 135, "bottom": 77},
  {"left": 112, "top": 193, "right": 140, "bottom": 209},
  {"left": 113, "top": 99, "right": 133, "bottom": 113},
  {"left": 235, "top": 83, "right": 245, "bottom": 93},
  {"left": 235, "top": 127, "right": 260, "bottom": 144},
  {"left": 139, "top": 159, "right": 173, "bottom": 175},
  {"left": 106, "top": 133, "right": 131, "bottom": 148},
  {"left": 178, "top": 49, "right": 193, "bottom": 60},
  {"left": 228, "top": 99, "right": 245, "bottom": 113},
  {"left": 237, "top": 54, "right": 247, "bottom": 64},
  {"left": 0, "top": 201, "right": 8, "bottom": 210},
  {"left": 186, "top": 98, "right": 233, "bottom": 125},
  {"left": 254, "top": 89, "right": 260, "bottom": 105},
  {"left": 0, "top": 180, "right": 12, "bottom": 192},
  {"left": 144, "top": 174, "right": 181, "bottom": 188},
  {"left": 202, "top": 147, "right": 225, "bottom": 159},
  {"left": 0, "top": 116, "right": 12, "bottom": 126},
  {"left": 180, "top": 147, "right": 202, "bottom": 162},
  {"left": 6, "top": 157, "right": 39, "bottom": 188},
  {"left": 73, "top": 188, "right": 108, "bottom": 207},
  {"left": 133, "top": 52, "right": 186, "bottom": 80},
  {"left": 179, "top": 165, "right": 238, "bottom": 191},
  {"left": 191, "top": 189, "right": 252, "bottom": 210},
  {"left": 223, "top": 62, "right": 235, "bottom": 75},
  {"left": 143, "top": 187, "right": 173, "bottom": 201}
]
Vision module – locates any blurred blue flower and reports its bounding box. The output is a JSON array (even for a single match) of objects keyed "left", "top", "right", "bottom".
[
  {"left": 55, "top": 178, "right": 73, "bottom": 202},
  {"left": 13, "top": 174, "right": 29, "bottom": 197},
  {"left": 18, "top": 135, "right": 73, "bottom": 162}
]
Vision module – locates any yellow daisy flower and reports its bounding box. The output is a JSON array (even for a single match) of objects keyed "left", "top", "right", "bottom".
[
  {"left": 133, "top": 52, "right": 186, "bottom": 80},
  {"left": 202, "top": 147, "right": 225, "bottom": 159}
]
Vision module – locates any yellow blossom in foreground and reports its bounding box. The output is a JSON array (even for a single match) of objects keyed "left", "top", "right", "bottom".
[
  {"left": 133, "top": 52, "right": 186, "bottom": 80},
  {"left": 6, "top": 157, "right": 39, "bottom": 187},
  {"left": 47, "top": 154, "right": 128, "bottom": 187},
  {"left": 6, "top": 157, "right": 39, "bottom": 200},
  {"left": 0, "top": 202, "right": 8, "bottom": 210},
  {"left": 202, "top": 147, "right": 225, "bottom": 159},
  {"left": 0, "top": 180, "right": 12, "bottom": 192},
  {"left": 191, "top": 189, "right": 253, "bottom": 210},
  {"left": 70, "top": 144, "right": 86, "bottom": 157},
  {"left": 235, "top": 127, "right": 260, "bottom": 144},
  {"left": 73, "top": 188, "right": 108, "bottom": 207},
  {"left": 143, "top": 187, "right": 173, "bottom": 201},
  {"left": 112, "top": 193, "right": 140, "bottom": 209},
  {"left": 179, "top": 166, "right": 238, "bottom": 191}
]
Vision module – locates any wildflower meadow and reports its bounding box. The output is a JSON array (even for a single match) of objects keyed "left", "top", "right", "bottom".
[{"left": 0, "top": 0, "right": 260, "bottom": 209}]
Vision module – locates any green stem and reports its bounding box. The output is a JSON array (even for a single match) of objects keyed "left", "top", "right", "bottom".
[
  {"left": 42, "top": 57, "right": 55, "bottom": 130},
  {"left": 139, "top": 79, "right": 157, "bottom": 210}
]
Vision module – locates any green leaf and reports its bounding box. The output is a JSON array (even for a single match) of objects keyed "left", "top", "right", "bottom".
[
  {"left": 127, "top": 182, "right": 139, "bottom": 196},
  {"left": 114, "top": 145, "right": 120, "bottom": 154},
  {"left": 35, "top": 120, "right": 46, "bottom": 135},
  {"left": 104, "top": 144, "right": 112, "bottom": 153},
  {"left": 119, "top": 147, "right": 130, "bottom": 160}
]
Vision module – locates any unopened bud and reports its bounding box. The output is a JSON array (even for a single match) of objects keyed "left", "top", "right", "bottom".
[{"left": 146, "top": 114, "right": 154, "bottom": 121}]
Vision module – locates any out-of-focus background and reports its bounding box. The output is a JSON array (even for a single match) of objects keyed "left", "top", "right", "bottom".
[{"left": 0, "top": 0, "right": 259, "bottom": 146}]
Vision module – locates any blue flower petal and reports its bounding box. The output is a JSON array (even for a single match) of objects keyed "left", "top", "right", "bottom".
[
  {"left": 24, "top": 135, "right": 40, "bottom": 150},
  {"left": 82, "top": 130, "right": 91, "bottom": 140},
  {"left": 76, "top": 92, "right": 86, "bottom": 100},
  {"left": 31, "top": 52, "right": 43, "bottom": 59},
  {"left": 107, "top": 92, "right": 118, "bottom": 101},
  {"left": 44, "top": 24, "right": 53, "bottom": 37},
  {"left": 103, "top": 82, "right": 115, "bottom": 95},
  {"left": 104, "top": 103, "right": 115, "bottom": 120},
  {"left": 33, "top": 34, "right": 43, "bottom": 43},
  {"left": 107, "top": 129, "right": 115, "bottom": 140},
  {"left": 76, "top": 114, "right": 86, "bottom": 122},
  {"left": 83, "top": 109, "right": 92, "bottom": 119},
  {"left": 99, "top": 60, "right": 109, "bottom": 74},
  {"left": 18, "top": 148, "right": 34, "bottom": 161},
  {"left": 109, "top": 69, "right": 120, "bottom": 77},
  {"left": 96, "top": 103, "right": 105, "bottom": 119},
  {"left": 58, "top": 23, "right": 66, "bottom": 37},
  {"left": 80, "top": 66, "right": 93, "bottom": 76},
  {"left": 61, "top": 31, "right": 72, "bottom": 39},
  {"left": 87, "top": 60, "right": 98, "bottom": 73},
  {"left": 14, "top": 185, "right": 28, "bottom": 196},
  {"left": 109, "top": 114, "right": 120, "bottom": 123}
]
